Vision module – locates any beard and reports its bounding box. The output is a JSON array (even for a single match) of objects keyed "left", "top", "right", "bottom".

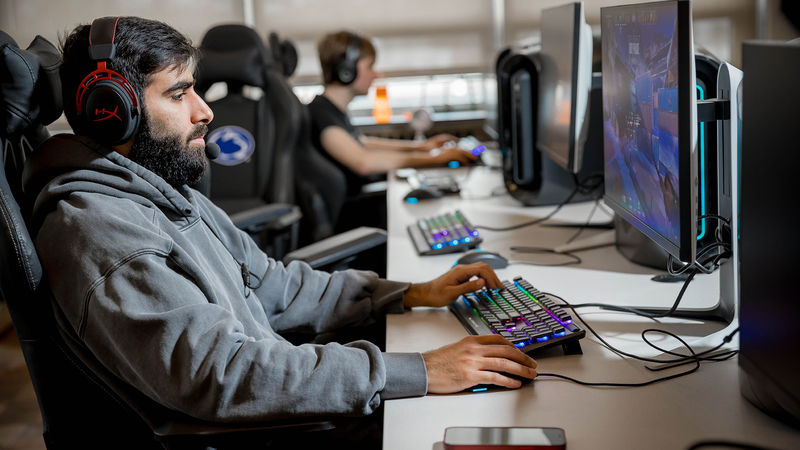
[{"left": 128, "top": 110, "right": 208, "bottom": 188}]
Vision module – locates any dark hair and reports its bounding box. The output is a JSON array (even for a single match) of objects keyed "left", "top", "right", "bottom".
[
  {"left": 317, "top": 30, "right": 376, "bottom": 85},
  {"left": 60, "top": 16, "right": 200, "bottom": 134}
]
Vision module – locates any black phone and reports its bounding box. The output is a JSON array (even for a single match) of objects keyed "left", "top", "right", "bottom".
[{"left": 443, "top": 427, "right": 566, "bottom": 450}]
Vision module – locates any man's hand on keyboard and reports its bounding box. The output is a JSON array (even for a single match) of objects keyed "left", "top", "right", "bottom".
[
  {"left": 422, "top": 334, "right": 538, "bottom": 393},
  {"left": 403, "top": 262, "right": 502, "bottom": 308}
]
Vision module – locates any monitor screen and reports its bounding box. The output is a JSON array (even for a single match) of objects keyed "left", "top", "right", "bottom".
[
  {"left": 537, "top": 2, "right": 593, "bottom": 174},
  {"left": 601, "top": 0, "right": 697, "bottom": 262}
]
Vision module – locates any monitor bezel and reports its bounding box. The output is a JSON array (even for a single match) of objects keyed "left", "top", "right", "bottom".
[{"left": 600, "top": 0, "right": 697, "bottom": 263}]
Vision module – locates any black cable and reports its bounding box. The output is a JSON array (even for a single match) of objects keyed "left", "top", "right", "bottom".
[
  {"left": 668, "top": 243, "right": 729, "bottom": 275},
  {"left": 473, "top": 173, "right": 603, "bottom": 232},
  {"left": 536, "top": 291, "right": 739, "bottom": 387},
  {"left": 564, "top": 199, "right": 602, "bottom": 245},
  {"left": 201, "top": 216, "right": 267, "bottom": 298},
  {"left": 508, "top": 246, "right": 583, "bottom": 267},
  {"left": 697, "top": 213, "right": 731, "bottom": 225},
  {"left": 596, "top": 270, "right": 697, "bottom": 319},
  {"left": 474, "top": 185, "right": 581, "bottom": 232}
]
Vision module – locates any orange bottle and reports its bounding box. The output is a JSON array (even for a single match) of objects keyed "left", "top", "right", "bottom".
[{"left": 372, "top": 85, "right": 392, "bottom": 124}]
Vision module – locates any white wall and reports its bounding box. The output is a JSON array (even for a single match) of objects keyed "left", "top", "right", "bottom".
[
  {"left": 2, "top": 0, "right": 796, "bottom": 82},
  {"left": 0, "top": 0, "right": 244, "bottom": 52}
]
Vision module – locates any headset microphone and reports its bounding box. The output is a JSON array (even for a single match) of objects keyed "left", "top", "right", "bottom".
[{"left": 205, "top": 142, "right": 220, "bottom": 160}]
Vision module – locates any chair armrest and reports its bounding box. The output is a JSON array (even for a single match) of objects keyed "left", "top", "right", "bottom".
[
  {"left": 151, "top": 415, "right": 335, "bottom": 448},
  {"left": 229, "top": 203, "right": 302, "bottom": 233},
  {"left": 283, "top": 227, "right": 387, "bottom": 269}
]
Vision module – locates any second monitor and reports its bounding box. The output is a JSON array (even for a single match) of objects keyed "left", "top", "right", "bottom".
[
  {"left": 537, "top": 1, "right": 594, "bottom": 174},
  {"left": 496, "top": 1, "right": 604, "bottom": 207}
]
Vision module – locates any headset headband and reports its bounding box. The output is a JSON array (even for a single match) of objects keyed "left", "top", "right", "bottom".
[
  {"left": 344, "top": 32, "right": 361, "bottom": 63},
  {"left": 88, "top": 17, "right": 120, "bottom": 60}
]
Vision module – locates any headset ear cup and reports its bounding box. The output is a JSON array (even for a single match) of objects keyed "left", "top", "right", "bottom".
[
  {"left": 337, "top": 61, "right": 356, "bottom": 85},
  {"left": 81, "top": 80, "right": 140, "bottom": 145}
]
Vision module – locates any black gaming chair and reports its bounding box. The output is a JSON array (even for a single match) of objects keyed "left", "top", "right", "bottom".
[
  {"left": 197, "top": 26, "right": 386, "bottom": 275},
  {"left": 2, "top": 30, "right": 337, "bottom": 449},
  {"left": 262, "top": 32, "right": 346, "bottom": 244},
  {"left": 192, "top": 25, "right": 301, "bottom": 261}
]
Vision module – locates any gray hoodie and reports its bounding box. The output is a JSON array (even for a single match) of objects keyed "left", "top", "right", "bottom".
[{"left": 23, "top": 134, "right": 427, "bottom": 422}]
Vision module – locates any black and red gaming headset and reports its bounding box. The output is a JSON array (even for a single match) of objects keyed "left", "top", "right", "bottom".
[{"left": 75, "top": 17, "right": 140, "bottom": 146}]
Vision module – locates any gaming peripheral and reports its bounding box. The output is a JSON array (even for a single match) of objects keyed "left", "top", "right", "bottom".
[
  {"left": 449, "top": 276, "right": 585, "bottom": 355},
  {"left": 406, "top": 171, "right": 460, "bottom": 195},
  {"left": 466, "top": 371, "right": 535, "bottom": 393},
  {"left": 442, "top": 135, "right": 487, "bottom": 168},
  {"left": 455, "top": 250, "right": 509, "bottom": 269},
  {"left": 403, "top": 187, "right": 443, "bottom": 203},
  {"left": 407, "top": 210, "right": 482, "bottom": 255}
]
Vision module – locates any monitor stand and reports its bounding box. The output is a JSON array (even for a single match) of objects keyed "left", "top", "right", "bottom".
[
  {"left": 549, "top": 65, "right": 741, "bottom": 325},
  {"left": 550, "top": 215, "right": 735, "bottom": 323}
]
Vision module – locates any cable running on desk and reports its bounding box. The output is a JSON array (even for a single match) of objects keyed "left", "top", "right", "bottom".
[
  {"left": 473, "top": 173, "right": 603, "bottom": 232},
  {"left": 537, "top": 288, "right": 739, "bottom": 387},
  {"left": 506, "top": 198, "right": 604, "bottom": 267}
]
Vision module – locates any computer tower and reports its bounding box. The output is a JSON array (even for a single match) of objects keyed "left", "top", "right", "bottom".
[
  {"left": 739, "top": 40, "right": 800, "bottom": 429},
  {"left": 495, "top": 48, "right": 602, "bottom": 207}
]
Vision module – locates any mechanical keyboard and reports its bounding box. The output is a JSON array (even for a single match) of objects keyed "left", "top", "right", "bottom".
[
  {"left": 449, "top": 276, "right": 585, "bottom": 355},
  {"left": 407, "top": 210, "right": 482, "bottom": 255}
]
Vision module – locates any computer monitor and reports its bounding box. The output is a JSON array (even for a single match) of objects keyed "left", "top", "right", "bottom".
[
  {"left": 601, "top": 0, "right": 697, "bottom": 263},
  {"left": 536, "top": 1, "right": 593, "bottom": 174}
]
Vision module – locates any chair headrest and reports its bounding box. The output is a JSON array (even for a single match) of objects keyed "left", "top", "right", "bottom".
[
  {"left": 195, "top": 24, "right": 272, "bottom": 94},
  {"left": 0, "top": 32, "right": 63, "bottom": 136},
  {"left": 268, "top": 32, "right": 298, "bottom": 78}
]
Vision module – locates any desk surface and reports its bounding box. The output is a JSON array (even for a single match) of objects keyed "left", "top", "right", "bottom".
[{"left": 382, "top": 166, "right": 800, "bottom": 450}]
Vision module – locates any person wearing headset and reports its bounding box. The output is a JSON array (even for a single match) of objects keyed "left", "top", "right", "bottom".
[
  {"left": 308, "top": 30, "right": 478, "bottom": 199},
  {"left": 24, "top": 16, "right": 537, "bottom": 448}
]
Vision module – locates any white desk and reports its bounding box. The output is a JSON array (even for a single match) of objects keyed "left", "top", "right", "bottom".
[{"left": 382, "top": 166, "right": 800, "bottom": 450}]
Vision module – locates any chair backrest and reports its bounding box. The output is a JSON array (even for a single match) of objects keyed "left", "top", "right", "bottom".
[
  {"left": 267, "top": 32, "right": 298, "bottom": 79},
  {"left": 263, "top": 33, "right": 347, "bottom": 244},
  {"left": 1, "top": 31, "right": 164, "bottom": 448},
  {"left": 195, "top": 24, "right": 293, "bottom": 214}
]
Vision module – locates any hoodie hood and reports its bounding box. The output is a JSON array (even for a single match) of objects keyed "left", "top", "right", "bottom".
[{"left": 23, "top": 134, "right": 197, "bottom": 234}]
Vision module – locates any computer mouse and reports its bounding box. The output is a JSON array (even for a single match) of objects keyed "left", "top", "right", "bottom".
[
  {"left": 465, "top": 371, "right": 535, "bottom": 393},
  {"left": 455, "top": 250, "right": 509, "bottom": 269},
  {"left": 403, "top": 188, "right": 443, "bottom": 203}
]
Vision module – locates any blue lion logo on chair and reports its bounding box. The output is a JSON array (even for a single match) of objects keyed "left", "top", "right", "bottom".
[{"left": 207, "top": 125, "right": 255, "bottom": 166}]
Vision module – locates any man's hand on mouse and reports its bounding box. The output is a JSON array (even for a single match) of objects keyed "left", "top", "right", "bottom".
[
  {"left": 403, "top": 262, "right": 502, "bottom": 308},
  {"left": 429, "top": 146, "right": 479, "bottom": 166},
  {"left": 422, "top": 334, "right": 538, "bottom": 393}
]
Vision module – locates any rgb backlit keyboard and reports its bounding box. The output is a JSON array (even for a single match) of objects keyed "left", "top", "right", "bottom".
[
  {"left": 449, "top": 276, "right": 585, "bottom": 355},
  {"left": 407, "top": 210, "right": 482, "bottom": 255}
]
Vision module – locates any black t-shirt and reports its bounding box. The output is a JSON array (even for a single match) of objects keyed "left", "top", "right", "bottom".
[{"left": 307, "top": 95, "right": 374, "bottom": 196}]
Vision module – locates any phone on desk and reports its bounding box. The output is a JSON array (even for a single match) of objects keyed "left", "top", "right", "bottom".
[{"left": 443, "top": 427, "right": 566, "bottom": 450}]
